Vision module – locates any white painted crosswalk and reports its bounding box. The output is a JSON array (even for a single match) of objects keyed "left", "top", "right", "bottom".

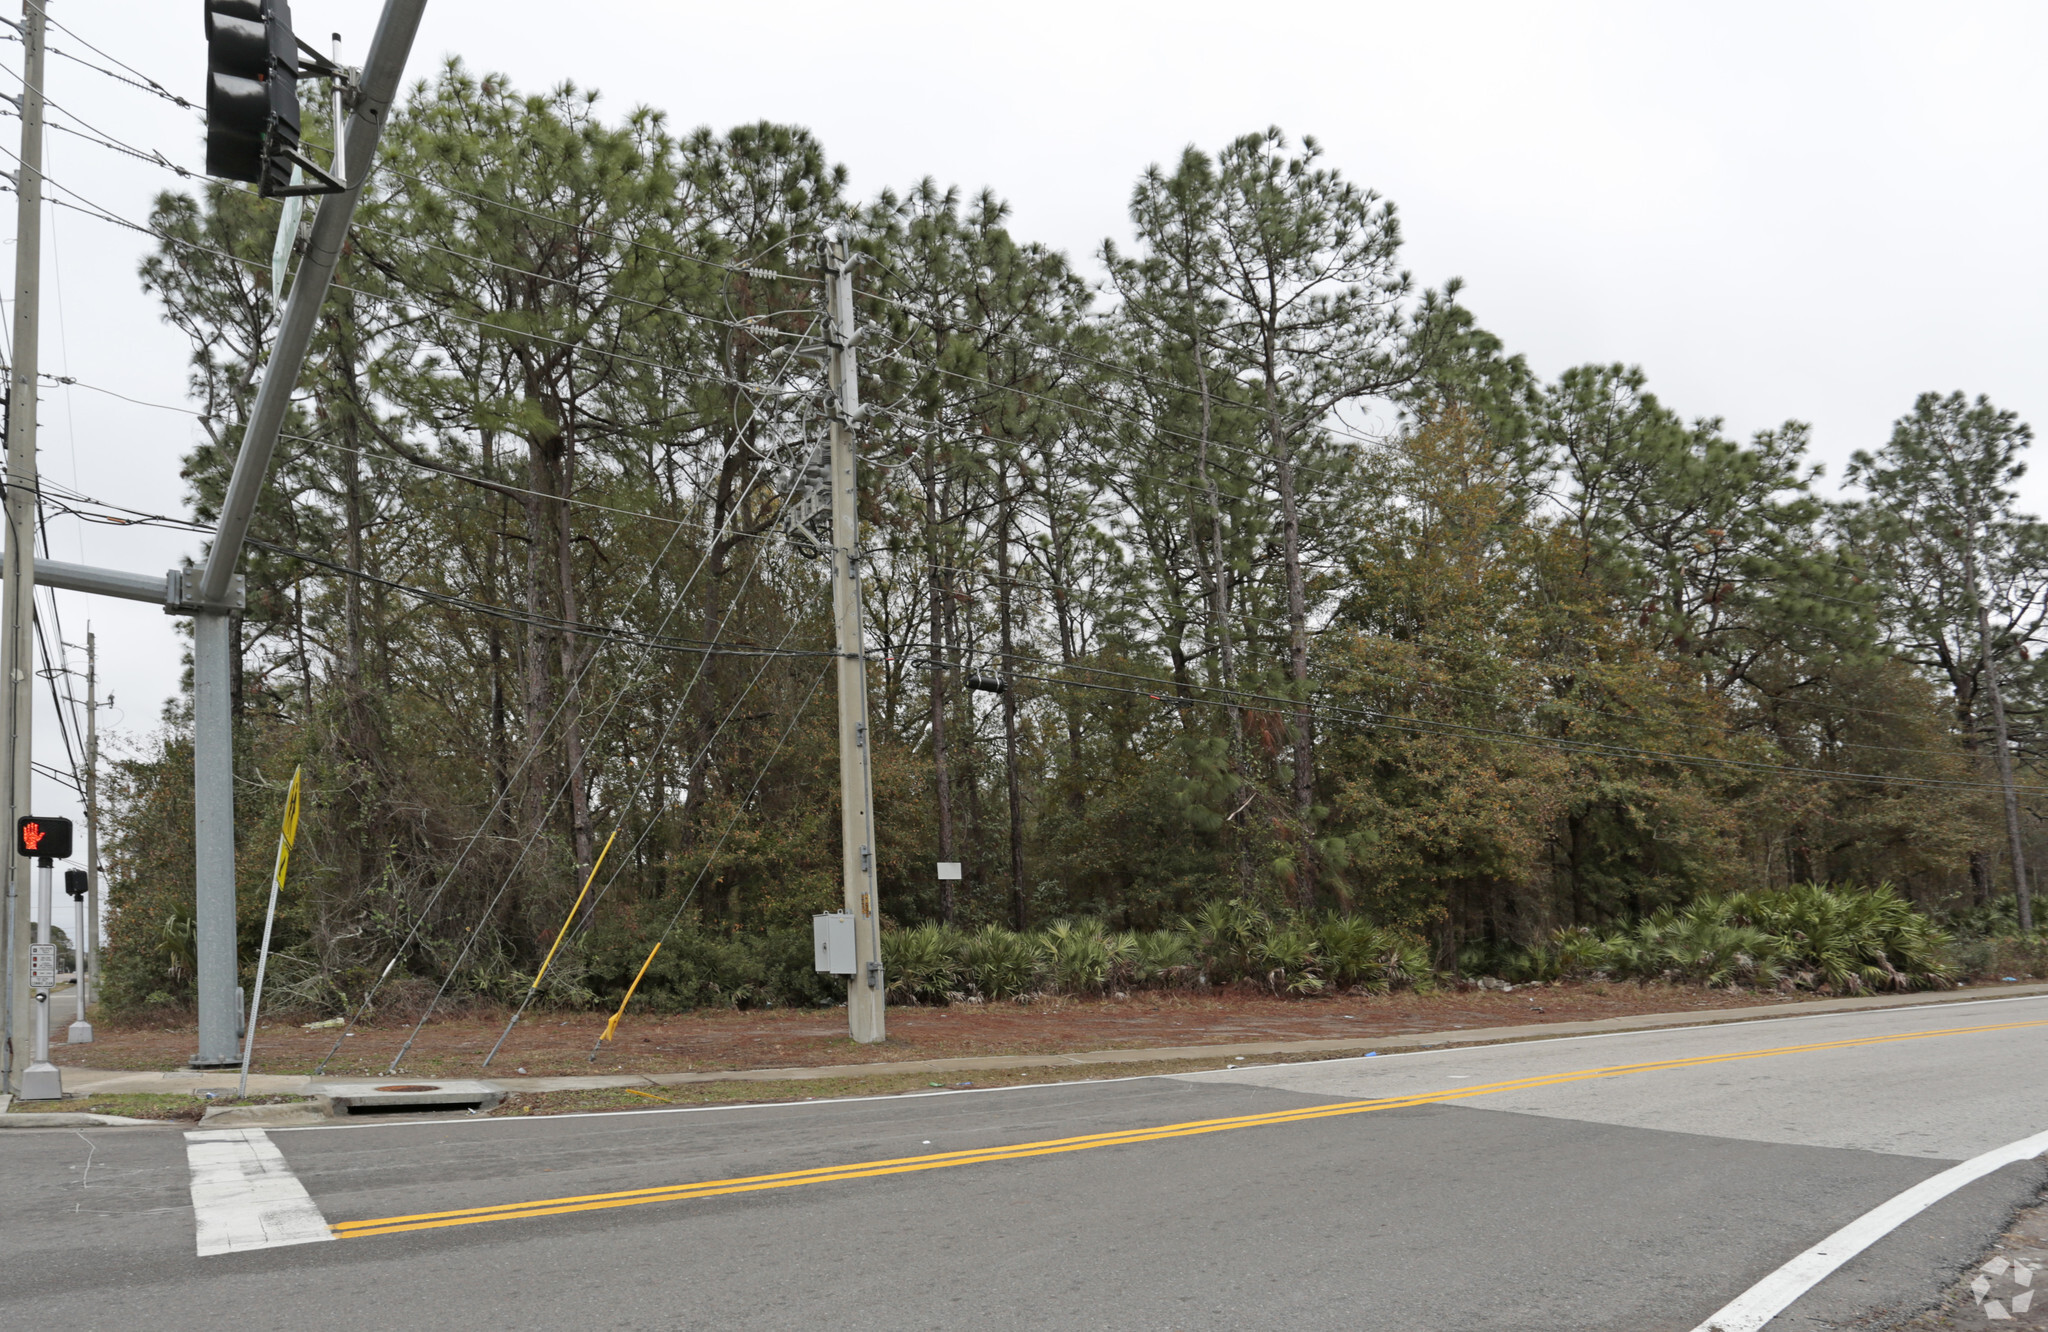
[{"left": 184, "top": 1127, "right": 333, "bottom": 1257}]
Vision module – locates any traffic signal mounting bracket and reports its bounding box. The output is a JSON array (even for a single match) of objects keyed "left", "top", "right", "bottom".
[{"left": 266, "top": 38, "right": 356, "bottom": 197}]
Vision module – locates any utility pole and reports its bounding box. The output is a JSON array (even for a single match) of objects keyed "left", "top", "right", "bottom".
[
  {"left": 0, "top": 0, "right": 45, "bottom": 1097},
  {"left": 823, "top": 231, "right": 884, "bottom": 1043}
]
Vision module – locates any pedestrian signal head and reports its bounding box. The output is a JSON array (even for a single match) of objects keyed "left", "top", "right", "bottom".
[
  {"left": 16, "top": 816, "right": 73, "bottom": 861},
  {"left": 64, "top": 868, "right": 87, "bottom": 899}
]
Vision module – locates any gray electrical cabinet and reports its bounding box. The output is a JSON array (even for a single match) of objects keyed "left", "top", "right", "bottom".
[{"left": 813, "top": 912, "right": 857, "bottom": 975}]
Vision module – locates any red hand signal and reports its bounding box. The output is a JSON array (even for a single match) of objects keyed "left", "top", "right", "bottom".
[{"left": 20, "top": 821, "right": 41, "bottom": 852}]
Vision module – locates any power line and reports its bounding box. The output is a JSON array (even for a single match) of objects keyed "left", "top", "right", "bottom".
[
  {"left": 8, "top": 3, "right": 200, "bottom": 113},
  {"left": 383, "top": 478, "right": 797, "bottom": 1072},
  {"left": 0, "top": 162, "right": 817, "bottom": 402}
]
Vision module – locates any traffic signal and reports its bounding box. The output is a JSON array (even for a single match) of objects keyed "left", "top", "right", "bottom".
[
  {"left": 16, "top": 816, "right": 73, "bottom": 861},
  {"left": 64, "top": 869, "right": 87, "bottom": 900},
  {"left": 204, "top": 0, "right": 301, "bottom": 195}
]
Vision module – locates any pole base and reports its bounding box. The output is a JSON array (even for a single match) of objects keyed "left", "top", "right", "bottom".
[
  {"left": 66, "top": 1020, "right": 93, "bottom": 1044},
  {"left": 186, "top": 1056, "right": 243, "bottom": 1071},
  {"left": 17, "top": 1061, "right": 62, "bottom": 1100}
]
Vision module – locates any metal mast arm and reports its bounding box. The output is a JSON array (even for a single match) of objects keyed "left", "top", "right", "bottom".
[{"left": 197, "top": 0, "right": 427, "bottom": 607}]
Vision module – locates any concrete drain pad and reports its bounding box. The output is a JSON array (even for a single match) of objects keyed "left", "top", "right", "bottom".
[{"left": 311, "top": 1079, "right": 503, "bottom": 1115}]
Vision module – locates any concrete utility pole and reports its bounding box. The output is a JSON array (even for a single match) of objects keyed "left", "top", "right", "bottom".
[
  {"left": 823, "top": 232, "right": 884, "bottom": 1043},
  {"left": 0, "top": 0, "right": 46, "bottom": 1097}
]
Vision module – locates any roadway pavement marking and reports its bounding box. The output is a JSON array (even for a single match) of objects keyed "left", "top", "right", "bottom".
[
  {"left": 329, "top": 1016, "right": 2048, "bottom": 1242},
  {"left": 185, "top": 1127, "right": 335, "bottom": 1257},
  {"left": 1689, "top": 1124, "right": 2048, "bottom": 1331}
]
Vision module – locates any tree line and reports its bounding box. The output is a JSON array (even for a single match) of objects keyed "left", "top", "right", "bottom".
[{"left": 97, "top": 64, "right": 2048, "bottom": 1010}]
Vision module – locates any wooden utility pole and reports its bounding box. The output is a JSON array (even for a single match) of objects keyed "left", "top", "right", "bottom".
[{"left": 823, "top": 231, "right": 884, "bottom": 1043}]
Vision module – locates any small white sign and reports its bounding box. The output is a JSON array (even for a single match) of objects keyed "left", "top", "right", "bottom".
[
  {"left": 28, "top": 943, "right": 56, "bottom": 989},
  {"left": 936, "top": 862, "right": 962, "bottom": 880}
]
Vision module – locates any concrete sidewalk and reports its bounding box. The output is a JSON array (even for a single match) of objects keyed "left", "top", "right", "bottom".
[{"left": 39, "top": 979, "right": 2048, "bottom": 1100}]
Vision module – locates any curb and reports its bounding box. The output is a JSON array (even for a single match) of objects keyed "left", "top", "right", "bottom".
[
  {"left": 51, "top": 981, "right": 2048, "bottom": 1100},
  {"left": 0, "top": 1111, "right": 163, "bottom": 1128}
]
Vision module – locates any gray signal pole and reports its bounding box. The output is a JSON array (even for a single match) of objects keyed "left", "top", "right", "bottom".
[
  {"left": 182, "top": 0, "right": 426, "bottom": 1067},
  {"left": 0, "top": 0, "right": 46, "bottom": 1097},
  {"left": 822, "top": 232, "right": 884, "bottom": 1043},
  {"left": 82, "top": 629, "right": 97, "bottom": 1019}
]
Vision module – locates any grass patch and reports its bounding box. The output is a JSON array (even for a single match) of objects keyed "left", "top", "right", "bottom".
[{"left": 3, "top": 1091, "right": 316, "bottom": 1121}]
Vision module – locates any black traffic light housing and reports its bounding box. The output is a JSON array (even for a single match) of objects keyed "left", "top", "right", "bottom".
[
  {"left": 204, "top": 0, "right": 300, "bottom": 194},
  {"left": 203, "top": 0, "right": 350, "bottom": 197},
  {"left": 16, "top": 815, "right": 73, "bottom": 862},
  {"left": 64, "top": 869, "right": 87, "bottom": 900}
]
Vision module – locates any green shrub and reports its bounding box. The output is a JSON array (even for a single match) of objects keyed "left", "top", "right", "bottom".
[
  {"left": 1526, "top": 882, "right": 1952, "bottom": 993},
  {"left": 885, "top": 922, "right": 962, "bottom": 1004},
  {"left": 1039, "top": 919, "right": 1114, "bottom": 994},
  {"left": 1318, "top": 915, "right": 1431, "bottom": 994},
  {"left": 1130, "top": 929, "right": 1195, "bottom": 986},
  {"left": 1184, "top": 898, "right": 1270, "bottom": 985},
  {"left": 960, "top": 923, "right": 1038, "bottom": 998}
]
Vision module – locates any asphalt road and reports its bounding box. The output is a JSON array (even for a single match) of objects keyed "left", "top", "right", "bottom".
[{"left": 5, "top": 992, "right": 2048, "bottom": 1331}]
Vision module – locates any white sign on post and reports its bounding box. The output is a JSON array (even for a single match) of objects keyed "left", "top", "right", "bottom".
[
  {"left": 936, "top": 862, "right": 962, "bottom": 880},
  {"left": 28, "top": 943, "right": 56, "bottom": 989}
]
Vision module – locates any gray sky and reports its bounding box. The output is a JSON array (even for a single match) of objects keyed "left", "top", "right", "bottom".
[{"left": 14, "top": 0, "right": 2047, "bottom": 900}]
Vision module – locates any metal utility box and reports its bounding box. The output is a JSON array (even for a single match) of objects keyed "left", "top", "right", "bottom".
[{"left": 813, "top": 912, "right": 857, "bottom": 975}]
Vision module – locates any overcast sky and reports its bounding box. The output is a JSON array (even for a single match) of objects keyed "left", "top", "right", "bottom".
[{"left": 13, "top": 0, "right": 2046, "bottom": 907}]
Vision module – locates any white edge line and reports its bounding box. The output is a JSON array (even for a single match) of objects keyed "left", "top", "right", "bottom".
[
  {"left": 267, "top": 990, "right": 2048, "bottom": 1135},
  {"left": 1689, "top": 1125, "right": 2048, "bottom": 1332}
]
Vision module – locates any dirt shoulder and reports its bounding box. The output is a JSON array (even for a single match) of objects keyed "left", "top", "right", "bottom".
[
  {"left": 50, "top": 980, "right": 1977, "bottom": 1081},
  {"left": 484, "top": 1052, "right": 1349, "bottom": 1117}
]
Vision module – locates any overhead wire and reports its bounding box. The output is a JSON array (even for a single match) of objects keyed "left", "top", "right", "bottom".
[
  {"left": 380, "top": 461, "right": 793, "bottom": 1074},
  {"left": 316, "top": 406, "right": 807, "bottom": 1074},
  {"left": 584, "top": 659, "right": 832, "bottom": 1062},
  {"left": 0, "top": 160, "right": 816, "bottom": 401},
  {"left": 10, "top": 2, "right": 200, "bottom": 113},
  {"left": 485, "top": 606, "right": 813, "bottom": 1068}
]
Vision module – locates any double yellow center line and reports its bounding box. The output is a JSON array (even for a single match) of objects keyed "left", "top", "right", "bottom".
[{"left": 330, "top": 1015, "right": 2048, "bottom": 1240}]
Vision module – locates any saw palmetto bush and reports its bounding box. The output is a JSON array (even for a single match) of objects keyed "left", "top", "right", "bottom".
[
  {"left": 885, "top": 923, "right": 963, "bottom": 1004},
  {"left": 1521, "top": 883, "right": 1951, "bottom": 993},
  {"left": 1633, "top": 902, "right": 1784, "bottom": 988},
  {"left": 1039, "top": 919, "right": 1115, "bottom": 994},
  {"left": 878, "top": 904, "right": 1435, "bottom": 1004},
  {"left": 1317, "top": 915, "right": 1433, "bottom": 993},
  {"left": 958, "top": 923, "right": 1040, "bottom": 999},
  {"left": 1185, "top": 899, "right": 1273, "bottom": 985},
  {"left": 1130, "top": 929, "right": 1196, "bottom": 986},
  {"left": 1722, "top": 883, "right": 1952, "bottom": 992}
]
